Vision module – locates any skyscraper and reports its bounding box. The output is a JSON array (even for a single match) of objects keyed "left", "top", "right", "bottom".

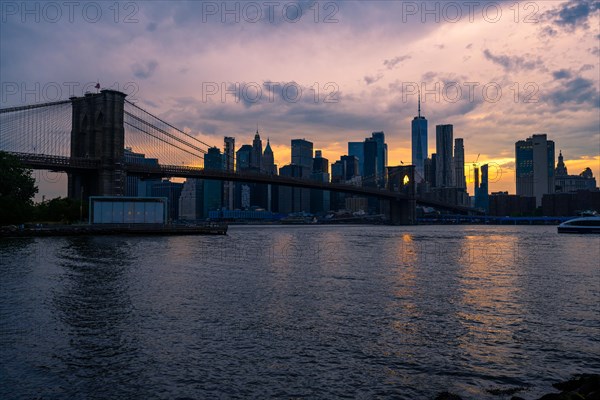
[
  {"left": 236, "top": 145, "right": 253, "bottom": 171},
  {"left": 331, "top": 160, "right": 344, "bottom": 183},
  {"left": 330, "top": 156, "right": 358, "bottom": 211},
  {"left": 313, "top": 150, "right": 329, "bottom": 174},
  {"left": 124, "top": 148, "right": 159, "bottom": 196},
  {"left": 340, "top": 155, "right": 359, "bottom": 181},
  {"left": 425, "top": 155, "right": 436, "bottom": 188},
  {"left": 289, "top": 139, "right": 313, "bottom": 213},
  {"left": 150, "top": 180, "right": 183, "bottom": 221},
  {"left": 262, "top": 138, "right": 276, "bottom": 175},
  {"left": 223, "top": 137, "right": 235, "bottom": 210},
  {"left": 262, "top": 139, "right": 276, "bottom": 211},
  {"left": 435, "top": 124, "right": 454, "bottom": 187},
  {"left": 474, "top": 164, "right": 489, "bottom": 212},
  {"left": 224, "top": 137, "right": 235, "bottom": 171},
  {"left": 204, "top": 147, "right": 223, "bottom": 217},
  {"left": 278, "top": 164, "right": 310, "bottom": 213},
  {"left": 311, "top": 150, "right": 330, "bottom": 213},
  {"left": 515, "top": 134, "right": 555, "bottom": 206},
  {"left": 251, "top": 130, "right": 263, "bottom": 171},
  {"left": 291, "top": 139, "right": 313, "bottom": 174},
  {"left": 348, "top": 142, "right": 364, "bottom": 176},
  {"left": 411, "top": 93, "right": 427, "bottom": 182},
  {"left": 454, "top": 138, "right": 466, "bottom": 190},
  {"left": 179, "top": 179, "right": 204, "bottom": 220},
  {"left": 363, "top": 138, "right": 378, "bottom": 187},
  {"left": 371, "top": 131, "right": 387, "bottom": 187}
]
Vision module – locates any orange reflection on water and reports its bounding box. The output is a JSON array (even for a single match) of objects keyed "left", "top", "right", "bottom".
[{"left": 455, "top": 234, "right": 523, "bottom": 369}]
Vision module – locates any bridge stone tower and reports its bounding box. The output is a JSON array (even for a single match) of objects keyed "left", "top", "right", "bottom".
[
  {"left": 68, "top": 90, "right": 127, "bottom": 200},
  {"left": 387, "top": 165, "right": 416, "bottom": 225}
]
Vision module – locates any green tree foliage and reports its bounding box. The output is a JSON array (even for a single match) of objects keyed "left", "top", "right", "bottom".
[
  {"left": 0, "top": 151, "right": 38, "bottom": 224},
  {"left": 34, "top": 197, "right": 86, "bottom": 223}
]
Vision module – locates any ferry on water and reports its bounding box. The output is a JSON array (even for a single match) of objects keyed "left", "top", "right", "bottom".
[{"left": 557, "top": 216, "right": 600, "bottom": 234}]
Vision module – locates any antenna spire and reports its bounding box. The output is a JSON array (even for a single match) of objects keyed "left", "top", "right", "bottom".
[{"left": 418, "top": 89, "right": 421, "bottom": 118}]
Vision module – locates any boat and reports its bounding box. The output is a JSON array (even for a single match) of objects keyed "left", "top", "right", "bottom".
[{"left": 557, "top": 216, "right": 600, "bottom": 234}]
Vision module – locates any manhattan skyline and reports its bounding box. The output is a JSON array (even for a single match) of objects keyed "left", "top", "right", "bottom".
[{"left": 1, "top": 0, "right": 599, "bottom": 197}]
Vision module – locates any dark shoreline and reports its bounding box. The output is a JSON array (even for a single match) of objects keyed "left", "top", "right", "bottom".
[
  {"left": 0, "top": 223, "right": 228, "bottom": 237},
  {"left": 435, "top": 374, "right": 600, "bottom": 400}
]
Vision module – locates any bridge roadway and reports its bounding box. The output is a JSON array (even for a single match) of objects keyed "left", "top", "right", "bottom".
[{"left": 7, "top": 152, "right": 478, "bottom": 214}]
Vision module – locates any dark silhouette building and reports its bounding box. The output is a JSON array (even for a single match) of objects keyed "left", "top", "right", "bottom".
[
  {"left": 151, "top": 180, "right": 183, "bottom": 221},
  {"left": 313, "top": 150, "right": 329, "bottom": 174},
  {"left": 340, "top": 155, "right": 360, "bottom": 182},
  {"left": 251, "top": 130, "right": 263, "bottom": 171},
  {"left": 516, "top": 134, "right": 555, "bottom": 206},
  {"left": 236, "top": 144, "right": 253, "bottom": 171},
  {"left": 489, "top": 192, "right": 536, "bottom": 216},
  {"left": 554, "top": 151, "right": 597, "bottom": 193},
  {"left": 179, "top": 179, "right": 204, "bottom": 220},
  {"left": 474, "top": 164, "right": 489, "bottom": 212},
  {"left": 542, "top": 190, "right": 600, "bottom": 216},
  {"left": 363, "top": 138, "right": 378, "bottom": 187},
  {"left": 279, "top": 164, "right": 310, "bottom": 213},
  {"left": 310, "top": 150, "right": 330, "bottom": 213},
  {"left": 203, "top": 147, "right": 223, "bottom": 217},
  {"left": 263, "top": 138, "right": 277, "bottom": 175},
  {"left": 371, "top": 131, "right": 388, "bottom": 188},
  {"left": 412, "top": 93, "right": 427, "bottom": 182},
  {"left": 348, "top": 142, "right": 364, "bottom": 176},
  {"left": 425, "top": 155, "right": 436, "bottom": 188},
  {"left": 454, "top": 138, "right": 466, "bottom": 190},
  {"left": 124, "top": 148, "right": 159, "bottom": 197},
  {"left": 435, "top": 124, "right": 454, "bottom": 188},
  {"left": 223, "top": 137, "right": 235, "bottom": 210},
  {"left": 291, "top": 139, "right": 313, "bottom": 173}
]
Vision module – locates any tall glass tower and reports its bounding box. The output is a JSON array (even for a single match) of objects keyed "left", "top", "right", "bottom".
[
  {"left": 203, "top": 147, "right": 224, "bottom": 217},
  {"left": 291, "top": 139, "right": 313, "bottom": 176},
  {"left": 348, "top": 142, "right": 364, "bottom": 176},
  {"left": 411, "top": 92, "right": 427, "bottom": 182},
  {"left": 515, "top": 134, "right": 555, "bottom": 206},
  {"left": 371, "top": 131, "right": 387, "bottom": 188},
  {"left": 435, "top": 124, "right": 454, "bottom": 188}
]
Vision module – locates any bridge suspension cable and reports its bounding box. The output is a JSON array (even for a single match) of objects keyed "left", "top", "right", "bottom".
[
  {"left": 0, "top": 100, "right": 72, "bottom": 157},
  {"left": 125, "top": 100, "right": 214, "bottom": 149},
  {"left": 123, "top": 100, "right": 212, "bottom": 167}
]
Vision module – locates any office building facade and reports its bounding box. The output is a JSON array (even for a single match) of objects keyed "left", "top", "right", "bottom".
[
  {"left": 435, "top": 124, "right": 454, "bottom": 188},
  {"left": 411, "top": 95, "right": 427, "bottom": 182},
  {"left": 515, "top": 134, "right": 555, "bottom": 206},
  {"left": 203, "top": 147, "right": 223, "bottom": 216},
  {"left": 291, "top": 139, "right": 313, "bottom": 173},
  {"left": 454, "top": 138, "right": 466, "bottom": 190},
  {"left": 179, "top": 179, "right": 204, "bottom": 220},
  {"left": 348, "top": 142, "right": 364, "bottom": 176},
  {"left": 223, "top": 137, "right": 235, "bottom": 210},
  {"left": 371, "top": 131, "right": 387, "bottom": 188}
]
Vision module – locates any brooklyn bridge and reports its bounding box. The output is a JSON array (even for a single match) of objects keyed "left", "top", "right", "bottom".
[{"left": 0, "top": 89, "right": 478, "bottom": 224}]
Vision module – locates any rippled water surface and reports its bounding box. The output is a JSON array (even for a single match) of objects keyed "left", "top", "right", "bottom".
[{"left": 1, "top": 225, "right": 599, "bottom": 399}]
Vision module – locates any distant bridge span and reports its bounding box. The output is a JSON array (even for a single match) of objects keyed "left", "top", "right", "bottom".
[{"left": 6, "top": 151, "right": 477, "bottom": 215}]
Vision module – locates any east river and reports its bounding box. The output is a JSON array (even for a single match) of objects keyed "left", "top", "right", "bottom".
[{"left": 1, "top": 225, "right": 599, "bottom": 399}]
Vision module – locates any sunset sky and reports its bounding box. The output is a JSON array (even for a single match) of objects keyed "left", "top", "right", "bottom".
[{"left": 1, "top": 0, "right": 599, "bottom": 197}]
